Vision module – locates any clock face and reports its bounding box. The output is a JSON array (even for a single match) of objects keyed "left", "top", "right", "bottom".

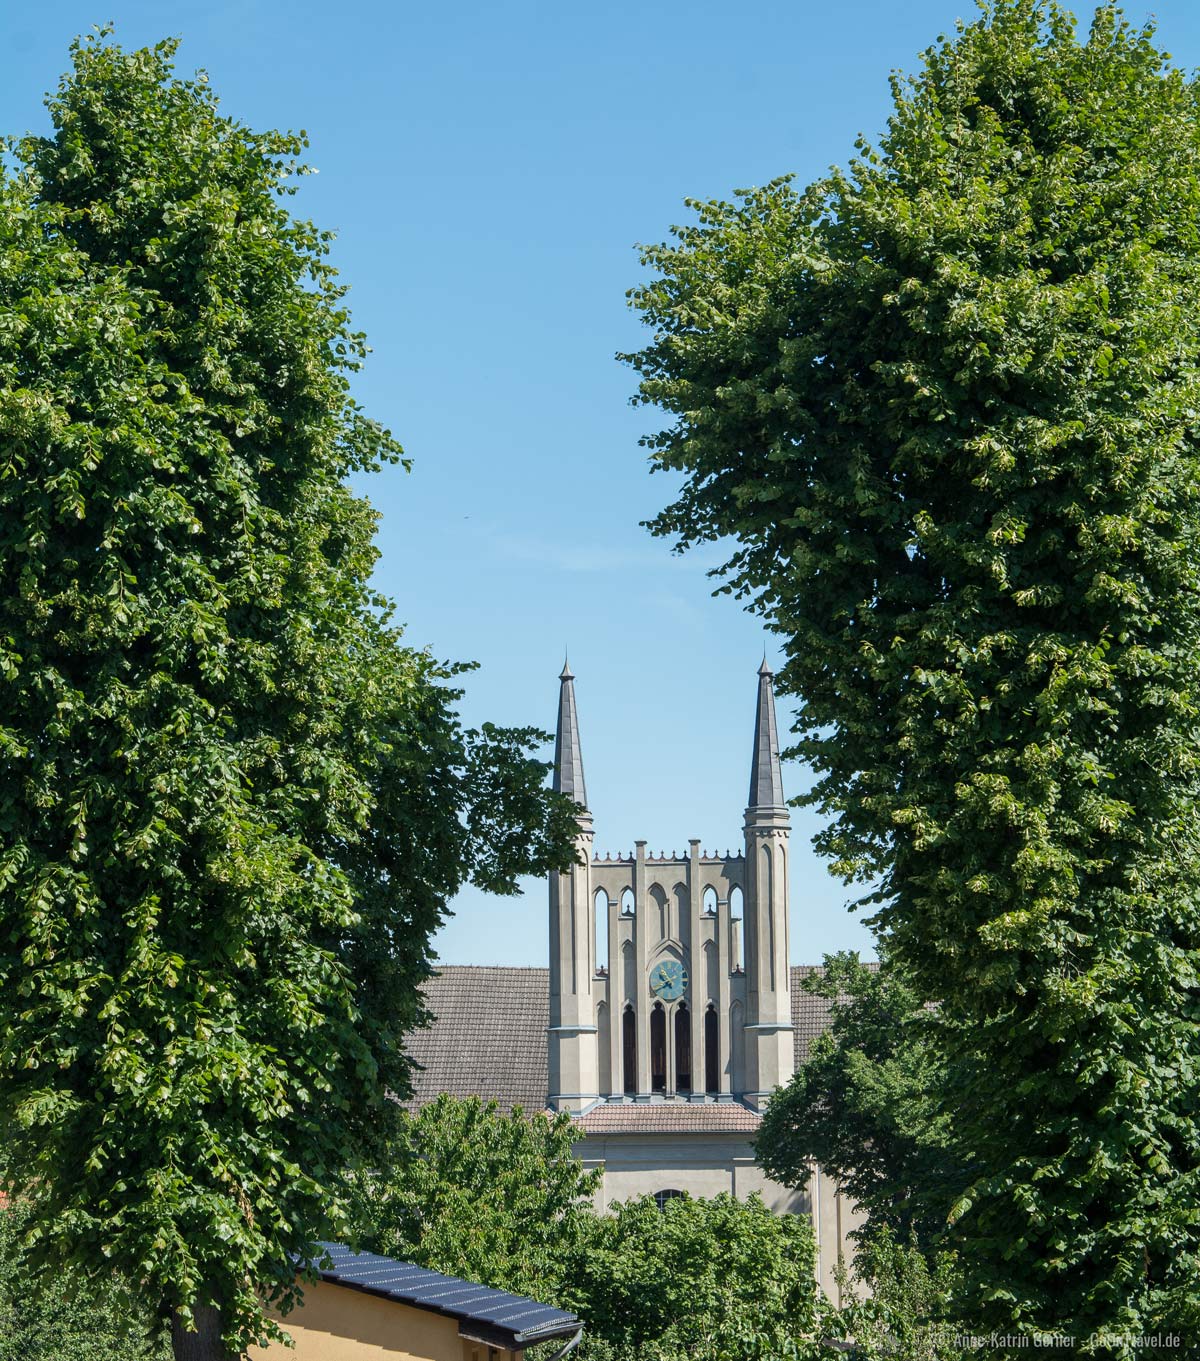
[{"left": 649, "top": 959, "right": 688, "bottom": 1002}]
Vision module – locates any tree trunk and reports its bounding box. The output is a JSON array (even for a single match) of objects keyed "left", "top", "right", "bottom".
[{"left": 171, "top": 1299, "right": 239, "bottom": 1361}]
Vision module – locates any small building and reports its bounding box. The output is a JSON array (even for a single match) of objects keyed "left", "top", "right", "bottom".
[{"left": 249, "top": 1242, "right": 581, "bottom": 1361}]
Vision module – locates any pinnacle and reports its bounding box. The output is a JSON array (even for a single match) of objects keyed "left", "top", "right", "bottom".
[
  {"left": 747, "top": 656, "right": 787, "bottom": 812},
  {"left": 553, "top": 658, "right": 587, "bottom": 808}
]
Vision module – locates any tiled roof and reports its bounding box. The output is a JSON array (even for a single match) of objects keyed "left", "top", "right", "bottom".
[
  {"left": 791, "top": 965, "right": 836, "bottom": 1065},
  {"left": 403, "top": 963, "right": 868, "bottom": 1113},
  {"left": 791, "top": 962, "right": 880, "bottom": 1064},
  {"left": 573, "top": 1102, "right": 762, "bottom": 1135},
  {"left": 401, "top": 966, "right": 550, "bottom": 1112},
  {"left": 312, "top": 1242, "right": 580, "bottom": 1347}
]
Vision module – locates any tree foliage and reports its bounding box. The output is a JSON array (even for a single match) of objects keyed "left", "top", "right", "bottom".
[
  {"left": 0, "top": 1201, "right": 170, "bottom": 1361},
  {"left": 570, "top": 1192, "right": 819, "bottom": 1361},
  {"left": 825, "top": 1228, "right": 966, "bottom": 1361},
  {"left": 0, "top": 33, "right": 575, "bottom": 1358},
  {"left": 348, "top": 1096, "right": 822, "bottom": 1361},
  {"left": 756, "top": 954, "right": 967, "bottom": 1250},
  {"left": 348, "top": 1095, "right": 601, "bottom": 1302},
  {"left": 627, "top": 1, "right": 1200, "bottom": 1346}
]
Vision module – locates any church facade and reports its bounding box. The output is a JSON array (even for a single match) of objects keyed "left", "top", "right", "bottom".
[
  {"left": 403, "top": 662, "right": 861, "bottom": 1301},
  {"left": 548, "top": 658, "right": 792, "bottom": 1113}
]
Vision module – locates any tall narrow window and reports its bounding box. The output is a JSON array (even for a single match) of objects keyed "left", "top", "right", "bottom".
[
  {"left": 702, "top": 886, "right": 718, "bottom": 916},
  {"left": 623, "top": 1006, "right": 637, "bottom": 1095},
  {"left": 675, "top": 1003, "right": 691, "bottom": 1093},
  {"left": 705, "top": 1005, "right": 719, "bottom": 1094},
  {"left": 594, "top": 889, "right": 609, "bottom": 974},
  {"left": 621, "top": 888, "right": 635, "bottom": 916},
  {"left": 650, "top": 1003, "right": 666, "bottom": 1092},
  {"left": 730, "top": 886, "right": 745, "bottom": 971}
]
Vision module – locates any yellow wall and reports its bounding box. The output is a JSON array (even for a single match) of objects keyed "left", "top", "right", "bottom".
[{"left": 248, "top": 1279, "right": 519, "bottom": 1361}]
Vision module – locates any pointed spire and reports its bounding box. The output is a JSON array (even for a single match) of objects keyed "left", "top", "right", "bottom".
[
  {"left": 554, "top": 658, "right": 588, "bottom": 809},
  {"left": 747, "top": 656, "right": 786, "bottom": 811}
]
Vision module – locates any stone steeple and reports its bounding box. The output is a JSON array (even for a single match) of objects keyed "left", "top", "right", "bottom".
[
  {"left": 554, "top": 657, "right": 589, "bottom": 816},
  {"left": 747, "top": 656, "right": 786, "bottom": 813},
  {"left": 742, "top": 656, "right": 792, "bottom": 1109},
  {"left": 548, "top": 659, "right": 598, "bottom": 1111}
]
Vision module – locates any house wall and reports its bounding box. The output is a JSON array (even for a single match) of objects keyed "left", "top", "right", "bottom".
[{"left": 248, "top": 1280, "right": 520, "bottom": 1361}]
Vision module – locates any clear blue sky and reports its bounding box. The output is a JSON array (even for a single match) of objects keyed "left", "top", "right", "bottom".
[{"left": 4, "top": 1, "right": 1199, "bottom": 967}]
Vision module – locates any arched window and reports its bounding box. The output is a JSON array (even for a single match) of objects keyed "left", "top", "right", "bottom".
[
  {"left": 705, "top": 1005, "right": 719, "bottom": 1094},
  {"left": 594, "top": 889, "right": 609, "bottom": 974},
  {"left": 620, "top": 887, "right": 635, "bottom": 916},
  {"left": 702, "top": 885, "right": 718, "bottom": 916},
  {"left": 622, "top": 1005, "right": 637, "bottom": 1095},
  {"left": 730, "top": 886, "right": 745, "bottom": 972},
  {"left": 650, "top": 1002, "right": 666, "bottom": 1092},
  {"left": 654, "top": 1189, "right": 685, "bottom": 1211},
  {"left": 675, "top": 1002, "right": 691, "bottom": 1093}
]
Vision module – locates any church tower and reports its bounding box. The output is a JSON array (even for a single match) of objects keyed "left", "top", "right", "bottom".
[
  {"left": 546, "top": 659, "right": 794, "bottom": 1112},
  {"left": 741, "top": 658, "right": 792, "bottom": 1109},
  {"left": 547, "top": 660, "right": 600, "bottom": 1111}
]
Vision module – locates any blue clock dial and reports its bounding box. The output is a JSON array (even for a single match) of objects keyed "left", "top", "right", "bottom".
[{"left": 649, "top": 959, "right": 688, "bottom": 1001}]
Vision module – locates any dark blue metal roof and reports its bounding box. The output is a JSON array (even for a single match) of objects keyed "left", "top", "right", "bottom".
[{"left": 307, "top": 1242, "right": 581, "bottom": 1347}]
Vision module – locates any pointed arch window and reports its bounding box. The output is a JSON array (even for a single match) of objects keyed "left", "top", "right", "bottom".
[
  {"left": 675, "top": 1002, "right": 691, "bottom": 1093},
  {"left": 650, "top": 1002, "right": 666, "bottom": 1092},
  {"left": 705, "top": 1005, "right": 719, "bottom": 1094},
  {"left": 594, "top": 889, "right": 609, "bottom": 975},
  {"left": 623, "top": 1005, "right": 637, "bottom": 1095},
  {"left": 730, "top": 886, "right": 745, "bottom": 972}
]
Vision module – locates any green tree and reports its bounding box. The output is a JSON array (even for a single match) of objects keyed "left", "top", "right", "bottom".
[
  {"left": 570, "top": 1193, "right": 819, "bottom": 1361},
  {"left": 349, "top": 1101, "right": 821, "bottom": 1361},
  {"left": 0, "top": 34, "right": 575, "bottom": 1361},
  {"left": 627, "top": 1, "right": 1200, "bottom": 1348},
  {"left": 825, "top": 1228, "right": 966, "bottom": 1361},
  {"left": 0, "top": 1200, "right": 171, "bottom": 1361},
  {"left": 348, "top": 1095, "right": 601, "bottom": 1302},
  {"left": 756, "top": 954, "right": 968, "bottom": 1250}
]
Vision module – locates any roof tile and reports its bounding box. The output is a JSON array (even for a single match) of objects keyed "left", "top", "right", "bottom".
[{"left": 572, "top": 1102, "right": 762, "bottom": 1135}]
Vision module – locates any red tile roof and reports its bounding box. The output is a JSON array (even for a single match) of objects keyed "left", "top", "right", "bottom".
[{"left": 571, "top": 1102, "right": 763, "bottom": 1135}]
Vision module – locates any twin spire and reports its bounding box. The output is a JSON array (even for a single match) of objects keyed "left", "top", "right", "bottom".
[
  {"left": 747, "top": 655, "right": 786, "bottom": 812},
  {"left": 553, "top": 657, "right": 588, "bottom": 808},
  {"left": 552, "top": 655, "right": 786, "bottom": 814}
]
